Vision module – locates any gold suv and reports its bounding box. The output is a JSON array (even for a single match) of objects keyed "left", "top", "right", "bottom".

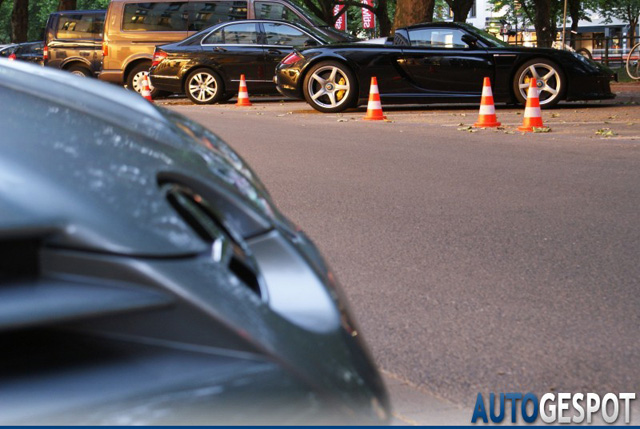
[{"left": 99, "top": 0, "right": 350, "bottom": 95}]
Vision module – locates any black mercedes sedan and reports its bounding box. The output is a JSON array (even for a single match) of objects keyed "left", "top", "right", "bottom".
[
  {"left": 0, "top": 58, "right": 389, "bottom": 424},
  {"left": 275, "top": 22, "right": 617, "bottom": 113},
  {"left": 150, "top": 20, "right": 329, "bottom": 104}
]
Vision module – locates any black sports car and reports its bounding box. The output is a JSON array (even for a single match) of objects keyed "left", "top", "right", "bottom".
[
  {"left": 150, "top": 20, "right": 329, "bottom": 104},
  {"left": 275, "top": 22, "right": 617, "bottom": 113},
  {"left": 0, "top": 58, "right": 389, "bottom": 424}
]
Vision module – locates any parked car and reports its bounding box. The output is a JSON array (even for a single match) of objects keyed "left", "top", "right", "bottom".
[
  {"left": 43, "top": 9, "right": 106, "bottom": 77},
  {"left": 0, "top": 58, "right": 389, "bottom": 424},
  {"left": 275, "top": 22, "right": 617, "bottom": 113},
  {"left": 0, "top": 41, "right": 44, "bottom": 64},
  {"left": 0, "top": 44, "right": 16, "bottom": 57},
  {"left": 150, "top": 19, "right": 328, "bottom": 104},
  {"left": 100, "top": 0, "right": 353, "bottom": 97}
]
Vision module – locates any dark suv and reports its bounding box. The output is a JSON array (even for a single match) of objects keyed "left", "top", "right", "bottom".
[{"left": 43, "top": 9, "right": 106, "bottom": 77}]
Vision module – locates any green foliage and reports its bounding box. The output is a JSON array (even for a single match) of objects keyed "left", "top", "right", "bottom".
[
  {"left": 486, "top": 0, "right": 535, "bottom": 28},
  {"left": 0, "top": 1, "right": 12, "bottom": 43},
  {"left": 596, "top": 0, "right": 640, "bottom": 24},
  {"left": 0, "top": 0, "right": 109, "bottom": 43}
]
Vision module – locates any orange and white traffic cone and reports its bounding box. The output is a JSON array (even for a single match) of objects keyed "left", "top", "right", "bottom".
[
  {"left": 236, "top": 74, "right": 252, "bottom": 106},
  {"left": 517, "top": 78, "right": 544, "bottom": 132},
  {"left": 473, "top": 77, "right": 500, "bottom": 127},
  {"left": 140, "top": 74, "right": 153, "bottom": 103},
  {"left": 363, "top": 76, "right": 386, "bottom": 121}
]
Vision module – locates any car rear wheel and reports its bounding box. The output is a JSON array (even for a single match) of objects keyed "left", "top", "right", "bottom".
[
  {"left": 127, "top": 63, "right": 165, "bottom": 98},
  {"left": 303, "top": 61, "right": 356, "bottom": 113},
  {"left": 184, "top": 68, "right": 224, "bottom": 105},
  {"left": 67, "top": 65, "right": 91, "bottom": 77},
  {"left": 513, "top": 59, "right": 565, "bottom": 108}
]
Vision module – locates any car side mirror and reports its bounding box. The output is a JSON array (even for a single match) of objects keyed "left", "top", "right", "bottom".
[
  {"left": 461, "top": 34, "right": 478, "bottom": 48},
  {"left": 303, "top": 39, "right": 318, "bottom": 48}
]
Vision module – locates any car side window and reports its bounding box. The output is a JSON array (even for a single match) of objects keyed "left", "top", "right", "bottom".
[
  {"left": 188, "top": 1, "right": 248, "bottom": 31},
  {"left": 254, "top": 2, "right": 304, "bottom": 25},
  {"left": 263, "top": 23, "right": 308, "bottom": 47},
  {"left": 408, "top": 28, "right": 468, "bottom": 48},
  {"left": 122, "top": 2, "right": 189, "bottom": 31},
  {"left": 202, "top": 22, "right": 258, "bottom": 44},
  {"left": 56, "top": 13, "right": 101, "bottom": 39}
]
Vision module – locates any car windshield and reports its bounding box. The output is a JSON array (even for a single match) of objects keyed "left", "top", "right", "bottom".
[
  {"left": 286, "top": 1, "right": 328, "bottom": 27},
  {"left": 295, "top": 22, "right": 332, "bottom": 44},
  {"left": 457, "top": 23, "right": 509, "bottom": 47}
]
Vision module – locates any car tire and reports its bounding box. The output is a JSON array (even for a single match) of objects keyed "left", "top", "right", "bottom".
[
  {"left": 127, "top": 63, "right": 164, "bottom": 98},
  {"left": 302, "top": 61, "right": 357, "bottom": 113},
  {"left": 184, "top": 68, "right": 225, "bottom": 105},
  {"left": 67, "top": 65, "right": 91, "bottom": 77},
  {"left": 513, "top": 59, "right": 565, "bottom": 108}
]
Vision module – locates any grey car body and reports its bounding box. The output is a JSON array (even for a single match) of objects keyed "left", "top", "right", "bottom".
[{"left": 0, "top": 59, "right": 389, "bottom": 424}]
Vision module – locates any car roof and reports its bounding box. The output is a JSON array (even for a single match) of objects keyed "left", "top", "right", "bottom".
[
  {"left": 402, "top": 21, "right": 467, "bottom": 31},
  {"left": 50, "top": 9, "right": 106, "bottom": 15}
]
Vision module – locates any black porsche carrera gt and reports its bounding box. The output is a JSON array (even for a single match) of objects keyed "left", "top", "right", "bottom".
[{"left": 275, "top": 22, "right": 617, "bottom": 113}]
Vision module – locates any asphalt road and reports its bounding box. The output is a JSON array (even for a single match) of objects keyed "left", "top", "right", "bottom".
[{"left": 164, "top": 92, "right": 640, "bottom": 423}]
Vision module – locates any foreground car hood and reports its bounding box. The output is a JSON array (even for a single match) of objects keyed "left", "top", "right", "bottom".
[
  {"left": 0, "top": 59, "right": 390, "bottom": 424},
  {"left": 0, "top": 59, "right": 286, "bottom": 257}
]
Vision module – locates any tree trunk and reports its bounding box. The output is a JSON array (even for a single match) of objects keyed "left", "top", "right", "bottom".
[
  {"left": 568, "top": 0, "right": 580, "bottom": 48},
  {"left": 11, "top": 0, "right": 28, "bottom": 43},
  {"left": 57, "top": 0, "right": 77, "bottom": 10},
  {"left": 447, "top": 0, "right": 475, "bottom": 22},
  {"left": 392, "top": 0, "right": 434, "bottom": 30},
  {"left": 375, "top": 0, "right": 391, "bottom": 36},
  {"left": 533, "top": 0, "right": 554, "bottom": 47}
]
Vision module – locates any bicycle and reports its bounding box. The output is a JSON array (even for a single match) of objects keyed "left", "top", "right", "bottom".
[{"left": 626, "top": 41, "right": 640, "bottom": 80}]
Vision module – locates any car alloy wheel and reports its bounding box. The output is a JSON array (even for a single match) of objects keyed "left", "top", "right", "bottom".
[
  {"left": 303, "top": 61, "right": 356, "bottom": 113},
  {"left": 185, "top": 69, "right": 224, "bottom": 105},
  {"left": 68, "top": 65, "right": 91, "bottom": 77},
  {"left": 132, "top": 70, "right": 153, "bottom": 93},
  {"left": 514, "top": 59, "right": 565, "bottom": 107}
]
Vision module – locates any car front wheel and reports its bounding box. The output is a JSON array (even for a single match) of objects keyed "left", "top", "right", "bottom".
[
  {"left": 513, "top": 59, "right": 565, "bottom": 108},
  {"left": 184, "top": 68, "right": 224, "bottom": 105},
  {"left": 303, "top": 61, "right": 357, "bottom": 113}
]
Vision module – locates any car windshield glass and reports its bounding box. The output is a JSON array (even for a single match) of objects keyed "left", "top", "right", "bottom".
[
  {"left": 294, "top": 23, "right": 331, "bottom": 44},
  {"left": 458, "top": 23, "right": 509, "bottom": 47},
  {"left": 286, "top": 1, "right": 328, "bottom": 26}
]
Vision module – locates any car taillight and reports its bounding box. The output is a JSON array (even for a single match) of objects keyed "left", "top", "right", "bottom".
[
  {"left": 152, "top": 50, "right": 168, "bottom": 67},
  {"left": 281, "top": 52, "right": 302, "bottom": 65},
  {"left": 102, "top": 41, "right": 108, "bottom": 57},
  {"left": 43, "top": 46, "right": 48, "bottom": 61},
  {"left": 8, "top": 53, "right": 16, "bottom": 61}
]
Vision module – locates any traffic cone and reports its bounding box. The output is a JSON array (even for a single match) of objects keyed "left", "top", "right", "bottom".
[
  {"left": 363, "top": 77, "right": 386, "bottom": 121},
  {"left": 473, "top": 77, "right": 500, "bottom": 127},
  {"left": 140, "top": 74, "right": 153, "bottom": 103},
  {"left": 236, "top": 74, "right": 252, "bottom": 106},
  {"left": 517, "top": 78, "right": 544, "bottom": 132}
]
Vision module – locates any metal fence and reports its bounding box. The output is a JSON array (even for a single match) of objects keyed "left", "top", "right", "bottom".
[{"left": 508, "top": 35, "right": 640, "bottom": 67}]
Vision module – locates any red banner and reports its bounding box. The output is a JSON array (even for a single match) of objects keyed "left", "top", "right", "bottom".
[
  {"left": 361, "top": 0, "right": 375, "bottom": 29},
  {"left": 334, "top": 4, "right": 346, "bottom": 31}
]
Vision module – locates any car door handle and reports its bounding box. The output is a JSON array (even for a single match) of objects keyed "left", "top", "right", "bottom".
[
  {"left": 268, "top": 49, "right": 282, "bottom": 55},
  {"left": 214, "top": 46, "right": 227, "bottom": 53}
]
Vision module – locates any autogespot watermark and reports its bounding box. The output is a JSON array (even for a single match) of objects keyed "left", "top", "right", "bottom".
[{"left": 472, "top": 392, "right": 636, "bottom": 424}]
